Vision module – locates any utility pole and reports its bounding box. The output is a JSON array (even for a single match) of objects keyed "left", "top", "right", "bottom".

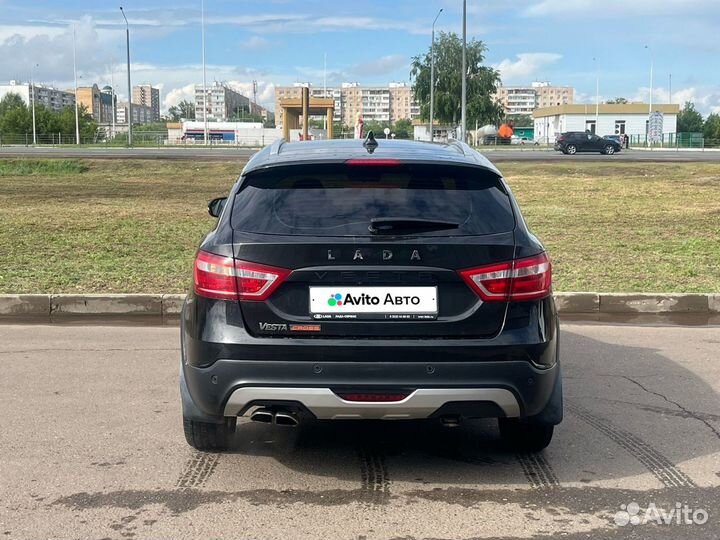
[
  {"left": 668, "top": 73, "right": 672, "bottom": 103},
  {"left": 429, "top": 8, "right": 443, "bottom": 142},
  {"left": 110, "top": 58, "right": 116, "bottom": 140},
  {"left": 73, "top": 27, "right": 80, "bottom": 145},
  {"left": 644, "top": 45, "right": 653, "bottom": 116},
  {"left": 201, "top": 0, "right": 208, "bottom": 145},
  {"left": 121, "top": 7, "right": 133, "bottom": 146},
  {"left": 593, "top": 57, "right": 599, "bottom": 133},
  {"left": 460, "top": 0, "right": 467, "bottom": 142},
  {"left": 31, "top": 63, "right": 38, "bottom": 145}
]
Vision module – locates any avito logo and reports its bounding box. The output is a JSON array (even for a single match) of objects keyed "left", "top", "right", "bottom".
[{"left": 327, "top": 292, "right": 421, "bottom": 307}]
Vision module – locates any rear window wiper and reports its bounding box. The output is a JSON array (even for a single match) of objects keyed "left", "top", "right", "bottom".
[{"left": 369, "top": 217, "right": 460, "bottom": 234}]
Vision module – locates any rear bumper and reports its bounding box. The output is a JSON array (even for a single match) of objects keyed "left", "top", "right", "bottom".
[
  {"left": 181, "top": 359, "right": 560, "bottom": 422},
  {"left": 180, "top": 294, "right": 560, "bottom": 423},
  {"left": 223, "top": 387, "right": 520, "bottom": 419}
]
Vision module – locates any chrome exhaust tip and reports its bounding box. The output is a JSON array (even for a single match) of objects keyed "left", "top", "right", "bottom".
[
  {"left": 274, "top": 411, "right": 299, "bottom": 427},
  {"left": 249, "top": 409, "right": 274, "bottom": 424}
]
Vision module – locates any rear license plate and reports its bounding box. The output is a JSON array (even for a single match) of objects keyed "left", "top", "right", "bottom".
[{"left": 309, "top": 286, "right": 438, "bottom": 320}]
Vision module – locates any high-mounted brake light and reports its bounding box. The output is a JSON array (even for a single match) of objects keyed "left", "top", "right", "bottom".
[
  {"left": 458, "top": 252, "right": 552, "bottom": 302},
  {"left": 193, "top": 251, "right": 290, "bottom": 301},
  {"left": 345, "top": 158, "right": 402, "bottom": 166}
]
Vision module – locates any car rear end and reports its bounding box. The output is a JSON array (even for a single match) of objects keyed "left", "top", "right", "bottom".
[{"left": 180, "top": 140, "right": 562, "bottom": 452}]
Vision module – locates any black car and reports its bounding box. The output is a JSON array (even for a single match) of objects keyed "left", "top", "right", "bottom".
[
  {"left": 180, "top": 134, "right": 562, "bottom": 453},
  {"left": 555, "top": 131, "right": 621, "bottom": 155}
]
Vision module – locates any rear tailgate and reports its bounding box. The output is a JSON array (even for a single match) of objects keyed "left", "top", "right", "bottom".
[{"left": 230, "top": 162, "right": 516, "bottom": 339}]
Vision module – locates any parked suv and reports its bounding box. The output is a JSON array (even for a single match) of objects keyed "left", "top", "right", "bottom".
[
  {"left": 180, "top": 134, "right": 562, "bottom": 453},
  {"left": 555, "top": 131, "right": 621, "bottom": 155}
]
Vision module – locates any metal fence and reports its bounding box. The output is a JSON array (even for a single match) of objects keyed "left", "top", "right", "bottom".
[
  {"left": 0, "top": 132, "right": 171, "bottom": 147},
  {"left": 628, "top": 133, "right": 720, "bottom": 149}
]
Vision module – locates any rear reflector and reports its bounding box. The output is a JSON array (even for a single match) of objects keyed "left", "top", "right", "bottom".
[
  {"left": 458, "top": 252, "right": 552, "bottom": 302},
  {"left": 194, "top": 250, "right": 290, "bottom": 301},
  {"left": 345, "top": 158, "right": 401, "bottom": 166},
  {"left": 336, "top": 392, "right": 410, "bottom": 402}
]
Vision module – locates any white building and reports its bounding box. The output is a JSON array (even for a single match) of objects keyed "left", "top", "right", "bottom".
[
  {"left": 195, "top": 82, "right": 251, "bottom": 122},
  {"left": 0, "top": 80, "right": 75, "bottom": 112},
  {"left": 533, "top": 103, "right": 679, "bottom": 143}
]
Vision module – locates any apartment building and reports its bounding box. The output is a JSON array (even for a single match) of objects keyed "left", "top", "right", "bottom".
[
  {"left": 495, "top": 82, "right": 575, "bottom": 116},
  {"left": 388, "top": 82, "right": 420, "bottom": 122},
  {"left": 132, "top": 85, "right": 160, "bottom": 122},
  {"left": 274, "top": 82, "right": 420, "bottom": 128},
  {"left": 76, "top": 84, "right": 115, "bottom": 123},
  {"left": 195, "top": 82, "right": 251, "bottom": 122},
  {"left": 0, "top": 80, "right": 75, "bottom": 112},
  {"left": 116, "top": 102, "right": 154, "bottom": 125}
]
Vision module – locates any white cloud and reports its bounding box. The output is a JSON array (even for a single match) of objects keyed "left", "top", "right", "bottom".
[
  {"left": 164, "top": 83, "right": 196, "bottom": 110},
  {"left": 494, "top": 53, "right": 562, "bottom": 85},
  {"left": 352, "top": 55, "right": 407, "bottom": 77},
  {"left": 0, "top": 24, "right": 65, "bottom": 43},
  {"left": 240, "top": 36, "right": 270, "bottom": 50},
  {"left": 523, "top": 0, "right": 720, "bottom": 17},
  {"left": 0, "top": 17, "right": 124, "bottom": 85},
  {"left": 633, "top": 86, "right": 720, "bottom": 115}
]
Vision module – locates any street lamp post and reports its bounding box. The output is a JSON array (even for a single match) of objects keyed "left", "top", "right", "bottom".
[
  {"left": 201, "top": 0, "right": 208, "bottom": 145},
  {"left": 460, "top": 0, "right": 467, "bottom": 142},
  {"left": 644, "top": 45, "right": 654, "bottom": 116},
  {"left": 72, "top": 28, "right": 80, "bottom": 145},
  {"left": 644, "top": 45, "right": 654, "bottom": 147},
  {"left": 429, "top": 8, "right": 443, "bottom": 142},
  {"left": 30, "top": 63, "right": 39, "bottom": 145},
  {"left": 120, "top": 7, "right": 133, "bottom": 147},
  {"left": 593, "top": 57, "right": 599, "bottom": 133}
]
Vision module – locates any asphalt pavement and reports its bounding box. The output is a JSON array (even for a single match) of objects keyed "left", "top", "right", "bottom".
[
  {"left": 0, "top": 322, "right": 718, "bottom": 539},
  {"left": 2, "top": 145, "right": 720, "bottom": 162}
]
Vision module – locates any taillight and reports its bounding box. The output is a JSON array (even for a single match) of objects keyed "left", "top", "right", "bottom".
[
  {"left": 458, "top": 252, "right": 552, "bottom": 302},
  {"left": 193, "top": 250, "right": 290, "bottom": 301}
]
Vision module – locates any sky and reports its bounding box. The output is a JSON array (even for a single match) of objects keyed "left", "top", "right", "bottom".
[{"left": 1, "top": 0, "right": 720, "bottom": 115}]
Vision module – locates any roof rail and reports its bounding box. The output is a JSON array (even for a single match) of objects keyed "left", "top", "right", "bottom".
[{"left": 269, "top": 138, "right": 285, "bottom": 156}]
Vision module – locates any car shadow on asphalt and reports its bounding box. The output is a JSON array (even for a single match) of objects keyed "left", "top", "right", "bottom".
[{"left": 218, "top": 328, "right": 720, "bottom": 489}]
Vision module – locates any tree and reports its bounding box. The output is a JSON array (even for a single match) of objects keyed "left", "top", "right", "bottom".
[
  {"left": 411, "top": 32, "right": 503, "bottom": 128},
  {"left": 168, "top": 99, "right": 195, "bottom": 121},
  {"left": 0, "top": 93, "right": 31, "bottom": 134},
  {"left": 606, "top": 97, "right": 629, "bottom": 104},
  {"left": 677, "top": 101, "right": 704, "bottom": 133},
  {"left": 393, "top": 118, "right": 412, "bottom": 139},
  {"left": 703, "top": 113, "right": 720, "bottom": 141}
]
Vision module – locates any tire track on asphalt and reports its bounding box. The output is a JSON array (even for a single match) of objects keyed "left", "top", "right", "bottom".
[
  {"left": 358, "top": 448, "right": 390, "bottom": 504},
  {"left": 567, "top": 403, "right": 696, "bottom": 488},
  {"left": 175, "top": 452, "right": 221, "bottom": 489},
  {"left": 516, "top": 452, "right": 560, "bottom": 488}
]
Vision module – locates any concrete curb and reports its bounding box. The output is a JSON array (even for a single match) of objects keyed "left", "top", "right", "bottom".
[{"left": 1, "top": 293, "right": 719, "bottom": 322}]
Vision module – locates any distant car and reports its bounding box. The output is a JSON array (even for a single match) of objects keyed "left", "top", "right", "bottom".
[
  {"left": 554, "top": 132, "right": 622, "bottom": 155},
  {"left": 604, "top": 135, "right": 623, "bottom": 146},
  {"left": 511, "top": 136, "right": 540, "bottom": 146}
]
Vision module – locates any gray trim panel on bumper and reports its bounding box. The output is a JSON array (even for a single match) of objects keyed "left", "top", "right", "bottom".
[{"left": 223, "top": 387, "right": 520, "bottom": 419}]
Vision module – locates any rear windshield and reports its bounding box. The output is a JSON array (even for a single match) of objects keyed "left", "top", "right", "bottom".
[{"left": 231, "top": 163, "right": 515, "bottom": 237}]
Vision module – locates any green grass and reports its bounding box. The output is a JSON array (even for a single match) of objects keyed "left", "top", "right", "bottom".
[
  {"left": 0, "top": 159, "right": 718, "bottom": 293},
  {"left": 0, "top": 159, "right": 88, "bottom": 176}
]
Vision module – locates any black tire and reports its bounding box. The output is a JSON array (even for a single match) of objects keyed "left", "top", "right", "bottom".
[
  {"left": 183, "top": 416, "right": 237, "bottom": 451},
  {"left": 604, "top": 145, "right": 615, "bottom": 155},
  {"left": 565, "top": 144, "right": 577, "bottom": 155},
  {"left": 498, "top": 418, "right": 554, "bottom": 452}
]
